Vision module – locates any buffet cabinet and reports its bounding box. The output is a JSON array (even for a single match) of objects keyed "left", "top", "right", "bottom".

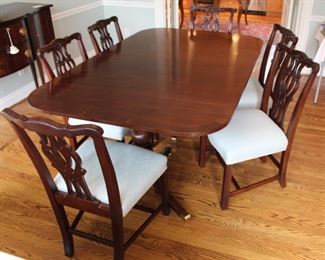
[{"left": 0, "top": 3, "right": 55, "bottom": 87}]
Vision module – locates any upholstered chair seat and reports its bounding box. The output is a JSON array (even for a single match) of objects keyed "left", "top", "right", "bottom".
[
  {"left": 208, "top": 109, "right": 288, "bottom": 165},
  {"left": 55, "top": 139, "right": 167, "bottom": 217},
  {"left": 68, "top": 118, "right": 129, "bottom": 141}
]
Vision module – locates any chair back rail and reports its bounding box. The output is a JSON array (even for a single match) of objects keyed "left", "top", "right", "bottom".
[{"left": 88, "top": 16, "right": 123, "bottom": 54}]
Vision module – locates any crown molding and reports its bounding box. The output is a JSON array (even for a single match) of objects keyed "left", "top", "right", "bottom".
[{"left": 52, "top": 1, "right": 102, "bottom": 21}]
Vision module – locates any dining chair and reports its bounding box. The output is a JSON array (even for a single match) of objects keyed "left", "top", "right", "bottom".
[
  {"left": 88, "top": 16, "right": 124, "bottom": 55},
  {"left": 190, "top": 1, "right": 235, "bottom": 33},
  {"left": 237, "top": 24, "right": 298, "bottom": 109},
  {"left": 2, "top": 108, "right": 171, "bottom": 259},
  {"left": 207, "top": 43, "right": 319, "bottom": 210},
  {"left": 198, "top": 24, "right": 298, "bottom": 167},
  {"left": 37, "top": 32, "right": 129, "bottom": 143}
]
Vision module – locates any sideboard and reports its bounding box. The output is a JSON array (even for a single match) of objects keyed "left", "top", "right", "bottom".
[{"left": 0, "top": 3, "right": 55, "bottom": 87}]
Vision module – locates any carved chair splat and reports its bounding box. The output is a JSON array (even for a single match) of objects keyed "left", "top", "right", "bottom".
[
  {"left": 37, "top": 32, "right": 88, "bottom": 83},
  {"left": 88, "top": 16, "right": 124, "bottom": 55}
]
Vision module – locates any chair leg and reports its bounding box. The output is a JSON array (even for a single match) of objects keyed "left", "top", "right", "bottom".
[
  {"left": 237, "top": 5, "right": 243, "bottom": 31},
  {"left": 199, "top": 136, "right": 208, "bottom": 167},
  {"left": 220, "top": 165, "right": 233, "bottom": 210},
  {"left": 52, "top": 204, "right": 74, "bottom": 257},
  {"left": 112, "top": 218, "right": 124, "bottom": 260},
  {"left": 279, "top": 150, "right": 290, "bottom": 188},
  {"left": 159, "top": 172, "right": 171, "bottom": 216},
  {"left": 244, "top": 9, "right": 248, "bottom": 25},
  {"left": 114, "top": 247, "right": 124, "bottom": 260}
]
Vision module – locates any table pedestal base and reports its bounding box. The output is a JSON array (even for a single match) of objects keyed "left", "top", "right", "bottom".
[{"left": 130, "top": 132, "right": 191, "bottom": 221}]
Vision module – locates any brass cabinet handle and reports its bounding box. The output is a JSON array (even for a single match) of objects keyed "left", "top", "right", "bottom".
[
  {"left": 19, "top": 27, "right": 27, "bottom": 36},
  {"left": 24, "top": 49, "right": 32, "bottom": 58}
]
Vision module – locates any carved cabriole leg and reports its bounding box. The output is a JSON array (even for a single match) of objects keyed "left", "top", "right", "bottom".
[
  {"left": 220, "top": 165, "right": 233, "bottom": 210},
  {"left": 279, "top": 150, "right": 290, "bottom": 188},
  {"left": 51, "top": 203, "right": 74, "bottom": 256},
  {"left": 199, "top": 136, "right": 207, "bottom": 168},
  {"left": 159, "top": 172, "right": 171, "bottom": 216}
]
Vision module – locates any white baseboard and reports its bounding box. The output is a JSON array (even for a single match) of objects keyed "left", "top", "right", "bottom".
[
  {"left": 0, "top": 49, "right": 96, "bottom": 111},
  {"left": 0, "top": 81, "right": 36, "bottom": 111}
]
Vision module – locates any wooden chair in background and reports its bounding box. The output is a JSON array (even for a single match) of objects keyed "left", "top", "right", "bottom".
[
  {"left": 37, "top": 32, "right": 130, "bottom": 143},
  {"left": 237, "top": 0, "right": 250, "bottom": 27},
  {"left": 38, "top": 32, "right": 88, "bottom": 83},
  {"left": 190, "top": 0, "right": 235, "bottom": 32},
  {"left": 237, "top": 24, "right": 298, "bottom": 110},
  {"left": 207, "top": 44, "right": 319, "bottom": 209},
  {"left": 88, "top": 16, "right": 124, "bottom": 55},
  {"left": 2, "top": 108, "right": 172, "bottom": 259}
]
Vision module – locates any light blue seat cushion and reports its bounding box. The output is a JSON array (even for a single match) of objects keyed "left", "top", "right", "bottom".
[
  {"left": 54, "top": 139, "right": 167, "bottom": 217},
  {"left": 208, "top": 109, "right": 288, "bottom": 165}
]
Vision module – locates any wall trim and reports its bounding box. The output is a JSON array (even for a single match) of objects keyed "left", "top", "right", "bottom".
[
  {"left": 310, "top": 15, "right": 325, "bottom": 22},
  {"left": 0, "top": 49, "right": 96, "bottom": 111},
  {"left": 0, "top": 81, "right": 35, "bottom": 111},
  {"left": 102, "top": 0, "right": 155, "bottom": 8},
  {"left": 52, "top": 1, "right": 102, "bottom": 21}
]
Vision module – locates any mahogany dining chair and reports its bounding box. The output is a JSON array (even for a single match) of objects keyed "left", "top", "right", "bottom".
[
  {"left": 88, "top": 16, "right": 124, "bottom": 55},
  {"left": 37, "top": 32, "right": 130, "bottom": 143},
  {"left": 2, "top": 108, "right": 171, "bottom": 259},
  {"left": 199, "top": 24, "right": 298, "bottom": 167},
  {"left": 237, "top": 24, "right": 298, "bottom": 109},
  {"left": 190, "top": 0, "right": 235, "bottom": 32},
  {"left": 207, "top": 43, "right": 319, "bottom": 209}
]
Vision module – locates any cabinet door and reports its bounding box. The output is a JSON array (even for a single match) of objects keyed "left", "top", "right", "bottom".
[{"left": 0, "top": 19, "right": 33, "bottom": 77}]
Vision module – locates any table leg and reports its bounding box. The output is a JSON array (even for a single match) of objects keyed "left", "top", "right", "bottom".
[
  {"left": 169, "top": 196, "right": 191, "bottom": 220},
  {"left": 131, "top": 135, "right": 191, "bottom": 220},
  {"left": 314, "top": 61, "right": 324, "bottom": 104}
]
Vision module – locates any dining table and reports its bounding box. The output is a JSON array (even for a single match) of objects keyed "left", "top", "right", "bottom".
[{"left": 28, "top": 28, "right": 263, "bottom": 219}]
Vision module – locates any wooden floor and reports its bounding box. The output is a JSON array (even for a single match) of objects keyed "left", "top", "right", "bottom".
[{"left": 1, "top": 78, "right": 325, "bottom": 258}]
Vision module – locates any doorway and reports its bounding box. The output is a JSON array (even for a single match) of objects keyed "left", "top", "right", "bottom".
[{"left": 176, "top": 0, "right": 284, "bottom": 41}]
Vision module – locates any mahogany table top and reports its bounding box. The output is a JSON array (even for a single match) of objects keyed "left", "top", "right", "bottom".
[{"left": 28, "top": 28, "right": 262, "bottom": 137}]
